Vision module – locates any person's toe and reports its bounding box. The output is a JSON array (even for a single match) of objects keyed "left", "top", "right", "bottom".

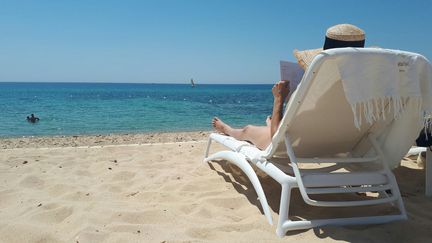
[{"left": 211, "top": 117, "right": 219, "bottom": 128}]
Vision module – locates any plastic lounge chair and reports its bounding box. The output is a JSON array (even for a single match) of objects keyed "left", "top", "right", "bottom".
[
  {"left": 407, "top": 147, "right": 432, "bottom": 197},
  {"left": 204, "top": 48, "right": 432, "bottom": 237}
]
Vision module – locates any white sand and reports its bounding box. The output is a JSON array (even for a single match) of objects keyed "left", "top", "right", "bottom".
[{"left": 0, "top": 137, "right": 431, "bottom": 242}]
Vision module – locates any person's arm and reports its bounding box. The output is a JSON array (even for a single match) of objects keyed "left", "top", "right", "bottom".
[{"left": 270, "top": 81, "right": 290, "bottom": 138}]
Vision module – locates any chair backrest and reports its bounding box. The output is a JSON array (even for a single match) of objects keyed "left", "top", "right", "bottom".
[{"left": 267, "top": 48, "right": 430, "bottom": 162}]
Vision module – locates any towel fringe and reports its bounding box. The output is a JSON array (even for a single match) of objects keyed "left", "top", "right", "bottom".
[{"left": 350, "top": 96, "right": 428, "bottom": 130}]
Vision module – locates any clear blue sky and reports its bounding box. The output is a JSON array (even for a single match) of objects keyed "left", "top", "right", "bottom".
[{"left": 0, "top": 0, "right": 431, "bottom": 84}]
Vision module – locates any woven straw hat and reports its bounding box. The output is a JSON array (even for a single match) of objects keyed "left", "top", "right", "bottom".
[{"left": 293, "top": 24, "right": 365, "bottom": 70}]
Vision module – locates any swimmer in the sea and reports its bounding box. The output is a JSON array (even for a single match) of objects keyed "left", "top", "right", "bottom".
[{"left": 27, "top": 114, "right": 40, "bottom": 123}]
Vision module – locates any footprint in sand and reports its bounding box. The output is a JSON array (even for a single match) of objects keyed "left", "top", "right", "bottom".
[
  {"left": 62, "top": 191, "right": 94, "bottom": 201},
  {"left": 111, "top": 171, "right": 136, "bottom": 181},
  {"left": 178, "top": 203, "right": 200, "bottom": 215},
  {"left": 113, "top": 209, "right": 172, "bottom": 224},
  {"left": 47, "top": 184, "right": 77, "bottom": 198},
  {"left": 0, "top": 189, "right": 18, "bottom": 207},
  {"left": 74, "top": 230, "right": 107, "bottom": 243},
  {"left": 205, "top": 196, "right": 247, "bottom": 209},
  {"left": 193, "top": 208, "right": 213, "bottom": 219},
  {"left": 19, "top": 175, "right": 45, "bottom": 189},
  {"left": 30, "top": 205, "right": 74, "bottom": 224},
  {"left": 185, "top": 227, "right": 218, "bottom": 240},
  {"left": 73, "top": 169, "right": 93, "bottom": 177}
]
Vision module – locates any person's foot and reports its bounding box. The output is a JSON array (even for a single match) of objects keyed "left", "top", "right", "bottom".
[{"left": 212, "top": 117, "right": 230, "bottom": 134}]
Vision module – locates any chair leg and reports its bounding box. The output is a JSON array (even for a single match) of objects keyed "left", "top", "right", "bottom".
[
  {"left": 426, "top": 149, "right": 432, "bottom": 197},
  {"left": 204, "top": 137, "right": 213, "bottom": 159},
  {"left": 205, "top": 150, "right": 273, "bottom": 225},
  {"left": 386, "top": 170, "right": 408, "bottom": 218},
  {"left": 276, "top": 183, "right": 291, "bottom": 237}
]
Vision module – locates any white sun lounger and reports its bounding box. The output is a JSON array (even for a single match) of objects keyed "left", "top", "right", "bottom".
[
  {"left": 204, "top": 48, "right": 432, "bottom": 237},
  {"left": 407, "top": 147, "right": 432, "bottom": 197}
]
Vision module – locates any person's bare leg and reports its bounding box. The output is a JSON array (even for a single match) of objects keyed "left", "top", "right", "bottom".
[
  {"left": 212, "top": 117, "right": 244, "bottom": 138},
  {"left": 212, "top": 117, "right": 271, "bottom": 150}
]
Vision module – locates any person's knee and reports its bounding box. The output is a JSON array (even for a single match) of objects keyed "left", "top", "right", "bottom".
[
  {"left": 242, "top": 125, "right": 254, "bottom": 134},
  {"left": 242, "top": 125, "right": 254, "bottom": 136},
  {"left": 235, "top": 125, "right": 252, "bottom": 140}
]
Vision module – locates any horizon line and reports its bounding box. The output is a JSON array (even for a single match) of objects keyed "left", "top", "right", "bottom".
[{"left": 0, "top": 81, "right": 274, "bottom": 85}]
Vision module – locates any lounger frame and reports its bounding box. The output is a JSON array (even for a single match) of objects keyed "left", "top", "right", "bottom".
[
  {"left": 204, "top": 132, "right": 407, "bottom": 237},
  {"left": 203, "top": 48, "right": 430, "bottom": 236}
]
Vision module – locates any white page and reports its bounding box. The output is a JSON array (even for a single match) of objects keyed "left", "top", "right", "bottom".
[{"left": 280, "top": 61, "right": 304, "bottom": 94}]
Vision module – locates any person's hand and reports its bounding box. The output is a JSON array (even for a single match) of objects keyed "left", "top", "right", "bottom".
[{"left": 272, "top": 80, "right": 290, "bottom": 102}]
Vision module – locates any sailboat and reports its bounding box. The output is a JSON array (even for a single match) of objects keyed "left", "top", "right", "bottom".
[{"left": 190, "top": 78, "right": 195, "bottom": 88}]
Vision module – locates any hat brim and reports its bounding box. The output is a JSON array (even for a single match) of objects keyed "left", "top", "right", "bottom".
[{"left": 293, "top": 48, "right": 323, "bottom": 70}]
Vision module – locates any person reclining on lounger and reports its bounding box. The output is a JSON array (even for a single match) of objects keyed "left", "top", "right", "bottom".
[{"left": 212, "top": 23, "right": 366, "bottom": 150}]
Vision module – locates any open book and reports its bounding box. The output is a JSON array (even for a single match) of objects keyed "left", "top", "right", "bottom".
[{"left": 280, "top": 60, "right": 304, "bottom": 94}]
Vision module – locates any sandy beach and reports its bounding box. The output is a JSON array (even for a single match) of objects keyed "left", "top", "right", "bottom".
[
  {"left": 1, "top": 132, "right": 431, "bottom": 242},
  {"left": 0, "top": 131, "right": 211, "bottom": 149}
]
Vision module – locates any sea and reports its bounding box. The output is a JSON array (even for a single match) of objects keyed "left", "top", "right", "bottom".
[{"left": 0, "top": 82, "right": 274, "bottom": 137}]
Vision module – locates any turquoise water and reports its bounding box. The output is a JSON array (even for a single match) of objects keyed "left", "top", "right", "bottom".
[{"left": 0, "top": 82, "right": 274, "bottom": 137}]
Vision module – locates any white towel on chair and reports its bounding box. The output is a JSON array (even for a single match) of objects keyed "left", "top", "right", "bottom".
[{"left": 335, "top": 49, "right": 432, "bottom": 129}]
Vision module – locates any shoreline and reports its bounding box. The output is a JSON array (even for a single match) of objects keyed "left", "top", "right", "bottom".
[{"left": 0, "top": 131, "right": 212, "bottom": 149}]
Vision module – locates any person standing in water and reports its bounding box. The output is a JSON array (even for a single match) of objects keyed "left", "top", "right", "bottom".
[{"left": 27, "top": 114, "right": 40, "bottom": 123}]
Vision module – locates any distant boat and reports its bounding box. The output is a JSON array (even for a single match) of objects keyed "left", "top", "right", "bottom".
[{"left": 190, "top": 78, "right": 195, "bottom": 88}]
